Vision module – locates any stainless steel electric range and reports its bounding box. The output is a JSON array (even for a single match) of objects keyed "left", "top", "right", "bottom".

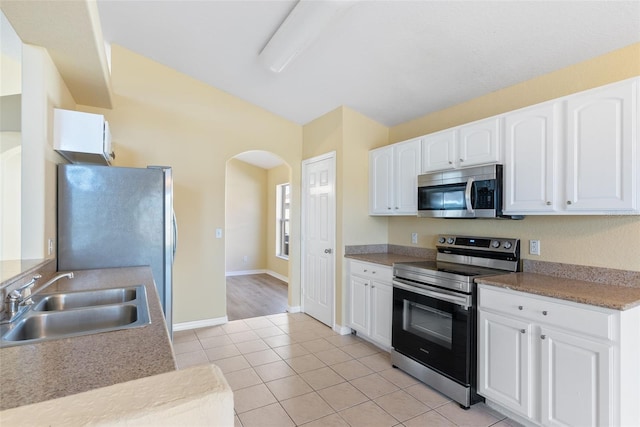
[{"left": 391, "top": 235, "right": 520, "bottom": 408}]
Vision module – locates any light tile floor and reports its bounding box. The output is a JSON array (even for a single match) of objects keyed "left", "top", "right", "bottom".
[{"left": 175, "top": 313, "right": 522, "bottom": 427}]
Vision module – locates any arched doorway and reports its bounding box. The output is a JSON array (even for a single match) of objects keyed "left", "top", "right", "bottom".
[{"left": 224, "top": 150, "right": 292, "bottom": 320}]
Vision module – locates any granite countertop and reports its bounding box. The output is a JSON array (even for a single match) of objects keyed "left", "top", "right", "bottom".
[
  {"left": 345, "top": 253, "right": 431, "bottom": 266},
  {"left": 0, "top": 266, "right": 176, "bottom": 411},
  {"left": 477, "top": 272, "right": 640, "bottom": 311}
]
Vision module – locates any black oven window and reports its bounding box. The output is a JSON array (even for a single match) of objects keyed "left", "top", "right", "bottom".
[{"left": 403, "top": 300, "right": 453, "bottom": 350}]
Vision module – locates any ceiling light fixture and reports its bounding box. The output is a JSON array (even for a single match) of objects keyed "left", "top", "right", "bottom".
[{"left": 259, "top": 0, "right": 355, "bottom": 73}]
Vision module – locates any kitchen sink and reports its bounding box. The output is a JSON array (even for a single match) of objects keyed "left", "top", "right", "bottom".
[
  {"left": 0, "top": 285, "right": 150, "bottom": 347},
  {"left": 31, "top": 287, "right": 138, "bottom": 311}
]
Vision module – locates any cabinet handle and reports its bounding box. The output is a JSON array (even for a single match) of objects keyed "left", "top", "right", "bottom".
[
  {"left": 459, "top": 158, "right": 464, "bottom": 162},
  {"left": 546, "top": 201, "right": 551, "bottom": 206},
  {"left": 372, "top": 271, "right": 376, "bottom": 274},
  {"left": 518, "top": 305, "right": 523, "bottom": 310},
  {"left": 541, "top": 334, "right": 546, "bottom": 340},
  {"left": 520, "top": 329, "right": 526, "bottom": 334},
  {"left": 365, "top": 283, "right": 369, "bottom": 286},
  {"left": 566, "top": 200, "right": 572, "bottom": 205},
  {"left": 542, "top": 310, "right": 548, "bottom": 316},
  {"left": 395, "top": 207, "right": 399, "bottom": 209},
  {"left": 388, "top": 207, "right": 391, "bottom": 210},
  {"left": 448, "top": 161, "right": 453, "bottom": 165},
  {"left": 371, "top": 285, "right": 375, "bottom": 289}
]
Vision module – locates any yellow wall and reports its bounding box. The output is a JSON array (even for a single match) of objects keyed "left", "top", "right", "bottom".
[
  {"left": 81, "top": 45, "right": 303, "bottom": 324},
  {"left": 225, "top": 159, "right": 267, "bottom": 273},
  {"left": 21, "top": 44, "right": 75, "bottom": 260},
  {"left": 302, "top": 106, "right": 390, "bottom": 325},
  {"left": 388, "top": 43, "right": 640, "bottom": 272},
  {"left": 267, "top": 163, "right": 290, "bottom": 280}
]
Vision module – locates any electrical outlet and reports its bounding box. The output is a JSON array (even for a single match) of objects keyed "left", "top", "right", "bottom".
[
  {"left": 47, "top": 238, "right": 55, "bottom": 256},
  {"left": 529, "top": 239, "right": 540, "bottom": 256},
  {"left": 215, "top": 228, "right": 223, "bottom": 239},
  {"left": 242, "top": 255, "right": 248, "bottom": 263},
  {"left": 411, "top": 232, "right": 418, "bottom": 244}
]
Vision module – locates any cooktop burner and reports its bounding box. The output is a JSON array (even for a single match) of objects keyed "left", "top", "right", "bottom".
[{"left": 393, "top": 235, "right": 521, "bottom": 294}]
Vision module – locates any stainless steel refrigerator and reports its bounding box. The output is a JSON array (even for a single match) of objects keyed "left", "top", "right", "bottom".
[{"left": 57, "top": 164, "right": 176, "bottom": 337}]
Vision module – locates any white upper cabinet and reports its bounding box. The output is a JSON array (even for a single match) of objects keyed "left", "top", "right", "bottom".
[
  {"left": 565, "top": 79, "right": 638, "bottom": 213},
  {"left": 369, "top": 138, "right": 421, "bottom": 215},
  {"left": 421, "top": 129, "right": 456, "bottom": 172},
  {"left": 503, "top": 101, "right": 559, "bottom": 213},
  {"left": 504, "top": 77, "right": 639, "bottom": 215},
  {"left": 422, "top": 117, "right": 501, "bottom": 172}
]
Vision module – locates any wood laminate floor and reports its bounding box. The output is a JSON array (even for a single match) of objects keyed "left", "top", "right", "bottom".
[{"left": 227, "top": 274, "right": 288, "bottom": 321}]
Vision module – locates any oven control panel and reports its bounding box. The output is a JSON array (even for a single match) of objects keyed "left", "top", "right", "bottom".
[{"left": 437, "top": 235, "right": 519, "bottom": 255}]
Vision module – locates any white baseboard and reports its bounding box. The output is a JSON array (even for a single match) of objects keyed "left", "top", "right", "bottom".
[
  {"left": 173, "top": 316, "right": 228, "bottom": 332},
  {"left": 287, "top": 306, "right": 301, "bottom": 313},
  {"left": 266, "top": 270, "right": 289, "bottom": 284},
  {"left": 333, "top": 324, "right": 352, "bottom": 335},
  {"left": 226, "top": 269, "right": 266, "bottom": 277},
  {"left": 226, "top": 269, "right": 289, "bottom": 284}
]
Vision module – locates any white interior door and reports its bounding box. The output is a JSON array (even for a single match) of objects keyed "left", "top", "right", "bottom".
[{"left": 301, "top": 152, "right": 335, "bottom": 327}]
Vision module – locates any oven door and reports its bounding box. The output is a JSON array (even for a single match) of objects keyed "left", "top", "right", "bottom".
[{"left": 392, "top": 279, "right": 473, "bottom": 385}]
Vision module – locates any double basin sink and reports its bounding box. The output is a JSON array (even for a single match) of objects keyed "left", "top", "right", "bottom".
[{"left": 0, "top": 285, "right": 151, "bottom": 348}]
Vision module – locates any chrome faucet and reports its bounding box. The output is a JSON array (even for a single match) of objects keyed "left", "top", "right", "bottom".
[
  {"left": 19, "top": 272, "right": 75, "bottom": 305},
  {"left": 2, "top": 272, "right": 74, "bottom": 322}
]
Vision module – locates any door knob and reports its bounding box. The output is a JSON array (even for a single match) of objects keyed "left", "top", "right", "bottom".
[{"left": 324, "top": 248, "right": 332, "bottom": 254}]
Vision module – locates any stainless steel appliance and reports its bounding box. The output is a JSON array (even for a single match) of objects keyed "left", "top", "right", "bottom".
[
  {"left": 391, "top": 235, "right": 520, "bottom": 408},
  {"left": 417, "top": 164, "right": 522, "bottom": 219},
  {"left": 57, "top": 164, "right": 177, "bottom": 337}
]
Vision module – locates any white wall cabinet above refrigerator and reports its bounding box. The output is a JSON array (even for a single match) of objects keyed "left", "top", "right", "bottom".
[
  {"left": 54, "top": 108, "right": 113, "bottom": 165},
  {"left": 369, "top": 138, "right": 421, "bottom": 216},
  {"left": 421, "top": 116, "right": 501, "bottom": 173},
  {"left": 503, "top": 77, "right": 639, "bottom": 215}
]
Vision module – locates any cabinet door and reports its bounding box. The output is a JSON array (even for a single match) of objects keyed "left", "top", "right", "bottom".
[
  {"left": 540, "top": 327, "right": 613, "bottom": 427},
  {"left": 370, "top": 281, "right": 393, "bottom": 348},
  {"left": 503, "top": 102, "right": 559, "bottom": 214},
  {"left": 458, "top": 117, "right": 501, "bottom": 168},
  {"left": 422, "top": 129, "right": 456, "bottom": 172},
  {"left": 349, "top": 275, "right": 370, "bottom": 335},
  {"left": 393, "top": 139, "right": 421, "bottom": 214},
  {"left": 478, "top": 311, "right": 535, "bottom": 419},
  {"left": 369, "top": 147, "right": 393, "bottom": 215},
  {"left": 565, "top": 79, "right": 638, "bottom": 212}
]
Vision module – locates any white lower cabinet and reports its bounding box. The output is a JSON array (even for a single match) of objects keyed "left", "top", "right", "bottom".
[
  {"left": 347, "top": 260, "right": 393, "bottom": 349},
  {"left": 478, "top": 284, "right": 640, "bottom": 427}
]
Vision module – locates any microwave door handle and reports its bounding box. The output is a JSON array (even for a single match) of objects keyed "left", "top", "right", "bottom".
[{"left": 465, "top": 177, "right": 475, "bottom": 214}]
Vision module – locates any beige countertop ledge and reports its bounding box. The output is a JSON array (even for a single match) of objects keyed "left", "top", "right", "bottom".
[
  {"left": 477, "top": 272, "right": 640, "bottom": 311},
  {"left": 0, "top": 266, "right": 176, "bottom": 411}
]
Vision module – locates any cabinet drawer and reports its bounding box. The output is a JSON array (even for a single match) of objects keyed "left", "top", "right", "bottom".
[
  {"left": 349, "top": 260, "right": 392, "bottom": 282},
  {"left": 479, "top": 285, "right": 614, "bottom": 340}
]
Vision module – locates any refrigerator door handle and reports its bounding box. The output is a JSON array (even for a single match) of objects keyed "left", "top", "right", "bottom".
[{"left": 172, "top": 210, "right": 178, "bottom": 262}]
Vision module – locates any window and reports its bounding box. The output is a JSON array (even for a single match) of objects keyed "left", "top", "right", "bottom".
[{"left": 276, "top": 183, "right": 290, "bottom": 259}]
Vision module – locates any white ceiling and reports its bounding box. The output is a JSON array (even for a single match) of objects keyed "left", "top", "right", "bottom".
[{"left": 96, "top": 0, "right": 640, "bottom": 128}]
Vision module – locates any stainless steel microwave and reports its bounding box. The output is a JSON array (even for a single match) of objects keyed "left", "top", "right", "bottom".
[{"left": 417, "top": 164, "right": 521, "bottom": 219}]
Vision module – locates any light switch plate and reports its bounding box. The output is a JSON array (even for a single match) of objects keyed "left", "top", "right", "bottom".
[
  {"left": 411, "top": 232, "right": 418, "bottom": 244},
  {"left": 215, "top": 228, "right": 223, "bottom": 239}
]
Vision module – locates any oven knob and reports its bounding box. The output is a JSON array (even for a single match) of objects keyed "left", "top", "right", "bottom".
[
  {"left": 503, "top": 242, "right": 513, "bottom": 249},
  {"left": 438, "top": 237, "right": 445, "bottom": 244},
  {"left": 447, "top": 237, "right": 454, "bottom": 244},
  {"left": 491, "top": 240, "right": 500, "bottom": 248}
]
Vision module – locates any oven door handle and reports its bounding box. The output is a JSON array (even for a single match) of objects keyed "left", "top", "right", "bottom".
[
  {"left": 465, "top": 177, "right": 475, "bottom": 214},
  {"left": 393, "top": 279, "right": 471, "bottom": 309}
]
